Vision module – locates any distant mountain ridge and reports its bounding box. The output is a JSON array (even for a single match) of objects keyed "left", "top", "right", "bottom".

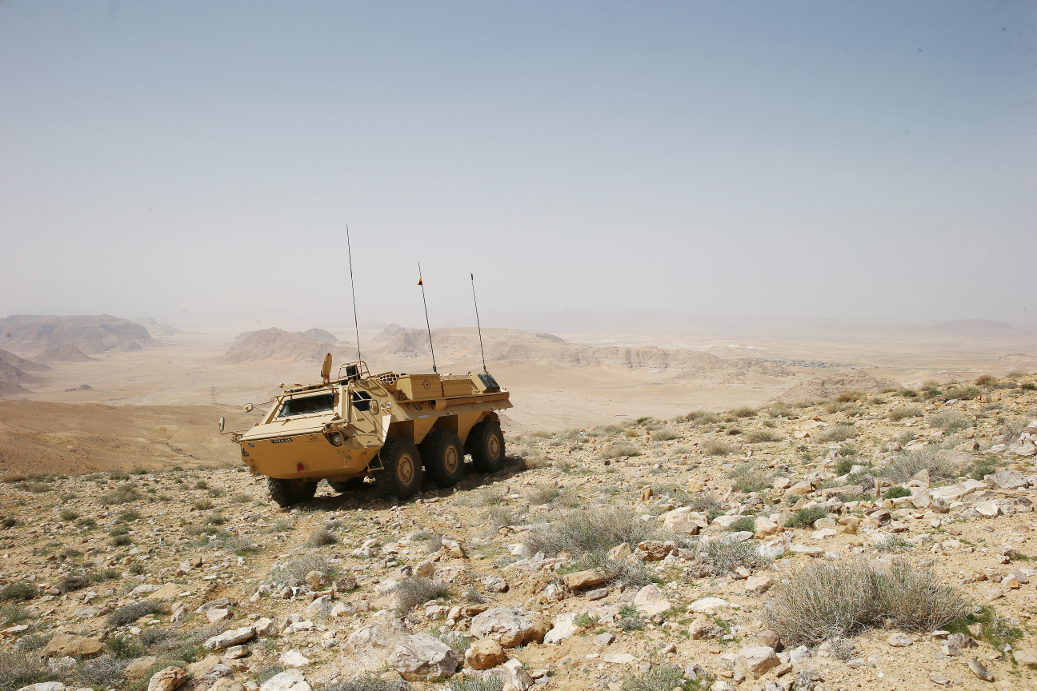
[
  {"left": 0, "top": 315, "right": 159, "bottom": 354},
  {"left": 133, "top": 317, "right": 184, "bottom": 337}
]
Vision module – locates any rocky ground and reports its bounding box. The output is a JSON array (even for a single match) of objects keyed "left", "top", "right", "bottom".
[{"left": 1, "top": 375, "right": 1037, "bottom": 691}]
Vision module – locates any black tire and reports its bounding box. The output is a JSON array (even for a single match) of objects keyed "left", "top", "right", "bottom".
[
  {"left": 466, "top": 420, "right": 506, "bottom": 473},
  {"left": 267, "top": 477, "right": 318, "bottom": 508},
  {"left": 328, "top": 478, "right": 366, "bottom": 493},
  {"left": 375, "top": 437, "right": 424, "bottom": 500},
  {"left": 421, "top": 429, "right": 465, "bottom": 488}
]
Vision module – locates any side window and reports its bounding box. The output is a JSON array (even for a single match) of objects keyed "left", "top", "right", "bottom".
[{"left": 351, "top": 391, "right": 373, "bottom": 412}]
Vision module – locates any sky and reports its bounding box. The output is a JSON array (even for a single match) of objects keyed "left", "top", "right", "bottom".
[{"left": 1, "top": 1, "right": 1035, "bottom": 335}]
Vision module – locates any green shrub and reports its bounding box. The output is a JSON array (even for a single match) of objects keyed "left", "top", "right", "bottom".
[
  {"left": 927, "top": 412, "right": 971, "bottom": 432},
  {"left": 784, "top": 506, "right": 828, "bottom": 529},
  {"left": 620, "top": 664, "right": 687, "bottom": 691},
  {"left": 727, "top": 516, "right": 755, "bottom": 533},
  {"left": 882, "top": 486, "right": 911, "bottom": 500},
  {"left": 58, "top": 508, "right": 79, "bottom": 521},
  {"left": 0, "top": 583, "right": 37, "bottom": 602}
]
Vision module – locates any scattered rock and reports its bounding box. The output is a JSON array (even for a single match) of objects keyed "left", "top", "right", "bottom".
[
  {"left": 466, "top": 638, "right": 507, "bottom": 670},
  {"left": 633, "top": 584, "right": 671, "bottom": 616},
  {"left": 41, "top": 634, "right": 103, "bottom": 659},
  {"left": 470, "top": 607, "right": 550, "bottom": 648},
  {"left": 390, "top": 633, "right": 463, "bottom": 681},
  {"left": 146, "top": 667, "right": 187, "bottom": 691}
]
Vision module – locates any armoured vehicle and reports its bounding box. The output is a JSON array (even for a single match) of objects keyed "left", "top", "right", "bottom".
[{"left": 222, "top": 355, "right": 511, "bottom": 507}]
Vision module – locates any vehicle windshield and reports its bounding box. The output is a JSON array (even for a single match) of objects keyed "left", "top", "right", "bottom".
[{"left": 276, "top": 393, "right": 335, "bottom": 418}]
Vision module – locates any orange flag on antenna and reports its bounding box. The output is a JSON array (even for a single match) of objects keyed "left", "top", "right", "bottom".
[{"left": 417, "top": 277, "right": 423, "bottom": 286}]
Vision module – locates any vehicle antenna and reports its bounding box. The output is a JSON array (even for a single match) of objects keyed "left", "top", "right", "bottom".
[
  {"left": 418, "top": 262, "right": 437, "bottom": 373},
  {"left": 470, "top": 273, "right": 487, "bottom": 373},
  {"left": 346, "top": 225, "right": 361, "bottom": 362}
]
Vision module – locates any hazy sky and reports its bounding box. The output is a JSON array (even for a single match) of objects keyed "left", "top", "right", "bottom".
[{"left": 2, "top": 1, "right": 1035, "bottom": 334}]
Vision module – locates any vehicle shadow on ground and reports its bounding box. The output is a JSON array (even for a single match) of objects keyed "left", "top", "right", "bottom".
[{"left": 290, "top": 456, "right": 528, "bottom": 512}]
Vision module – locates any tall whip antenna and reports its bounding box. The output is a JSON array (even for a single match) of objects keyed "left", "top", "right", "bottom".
[
  {"left": 346, "top": 226, "right": 361, "bottom": 362},
  {"left": 418, "top": 263, "right": 437, "bottom": 373},
  {"left": 470, "top": 273, "right": 487, "bottom": 373}
]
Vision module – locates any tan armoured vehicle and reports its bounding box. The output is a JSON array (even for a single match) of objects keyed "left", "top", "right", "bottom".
[{"left": 223, "top": 355, "right": 511, "bottom": 507}]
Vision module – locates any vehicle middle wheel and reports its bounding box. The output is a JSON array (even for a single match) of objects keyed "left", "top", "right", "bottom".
[{"left": 421, "top": 429, "right": 465, "bottom": 487}]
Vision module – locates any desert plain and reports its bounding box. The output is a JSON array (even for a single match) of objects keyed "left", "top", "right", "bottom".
[{"left": 1, "top": 314, "right": 1037, "bottom": 691}]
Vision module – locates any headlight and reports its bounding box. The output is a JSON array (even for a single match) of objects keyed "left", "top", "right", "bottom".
[
  {"left": 240, "top": 447, "right": 249, "bottom": 457},
  {"left": 329, "top": 433, "right": 343, "bottom": 446}
]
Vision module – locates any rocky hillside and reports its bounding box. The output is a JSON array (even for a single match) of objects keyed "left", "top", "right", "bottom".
[
  {"left": 0, "top": 315, "right": 160, "bottom": 355},
  {"left": 0, "top": 375, "right": 1035, "bottom": 691}
]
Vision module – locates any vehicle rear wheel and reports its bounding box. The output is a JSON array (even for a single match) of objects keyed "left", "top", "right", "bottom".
[
  {"left": 466, "top": 420, "right": 506, "bottom": 474},
  {"left": 375, "top": 437, "right": 424, "bottom": 500},
  {"left": 421, "top": 429, "right": 465, "bottom": 487},
  {"left": 328, "top": 478, "right": 366, "bottom": 493},
  {"left": 268, "top": 477, "right": 318, "bottom": 507}
]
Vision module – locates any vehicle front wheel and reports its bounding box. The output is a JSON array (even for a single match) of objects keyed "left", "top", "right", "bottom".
[
  {"left": 466, "top": 420, "right": 506, "bottom": 474},
  {"left": 267, "top": 477, "right": 318, "bottom": 507},
  {"left": 421, "top": 429, "right": 465, "bottom": 487},
  {"left": 376, "top": 437, "right": 424, "bottom": 500}
]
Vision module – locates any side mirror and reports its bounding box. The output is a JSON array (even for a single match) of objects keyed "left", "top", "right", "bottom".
[
  {"left": 243, "top": 403, "right": 254, "bottom": 413},
  {"left": 218, "top": 417, "right": 226, "bottom": 434}
]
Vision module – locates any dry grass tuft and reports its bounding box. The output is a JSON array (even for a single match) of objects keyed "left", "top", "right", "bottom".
[
  {"left": 699, "top": 538, "right": 771, "bottom": 576},
  {"left": 602, "top": 442, "right": 641, "bottom": 459},
  {"left": 762, "top": 558, "right": 968, "bottom": 646}
]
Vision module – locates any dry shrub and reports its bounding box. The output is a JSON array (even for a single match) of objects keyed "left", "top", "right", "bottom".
[
  {"left": 836, "top": 390, "right": 864, "bottom": 402},
  {"left": 975, "top": 375, "right": 997, "bottom": 387},
  {"left": 393, "top": 578, "right": 451, "bottom": 614},
  {"left": 567, "top": 551, "right": 654, "bottom": 589},
  {"left": 523, "top": 507, "right": 657, "bottom": 557},
  {"left": 744, "top": 429, "right": 781, "bottom": 444},
  {"left": 730, "top": 406, "right": 757, "bottom": 418},
  {"left": 762, "top": 558, "right": 968, "bottom": 646},
  {"left": 74, "top": 654, "right": 127, "bottom": 688},
  {"left": 888, "top": 405, "right": 925, "bottom": 421},
  {"left": 927, "top": 411, "right": 971, "bottom": 432},
  {"left": 0, "top": 648, "right": 58, "bottom": 690},
  {"left": 602, "top": 442, "right": 641, "bottom": 459},
  {"left": 727, "top": 462, "right": 772, "bottom": 494},
  {"left": 307, "top": 529, "right": 338, "bottom": 547},
  {"left": 484, "top": 506, "right": 525, "bottom": 529},
  {"left": 448, "top": 676, "right": 501, "bottom": 691},
  {"left": 767, "top": 402, "right": 794, "bottom": 418},
  {"left": 701, "top": 438, "right": 737, "bottom": 456},
  {"left": 0, "top": 474, "right": 27, "bottom": 484},
  {"left": 699, "top": 538, "right": 770, "bottom": 576},
  {"left": 684, "top": 410, "right": 720, "bottom": 425},
  {"left": 816, "top": 424, "right": 857, "bottom": 443},
  {"left": 107, "top": 600, "right": 165, "bottom": 627},
  {"left": 271, "top": 553, "right": 333, "bottom": 584},
  {"left": 327, "top": 678, "right": 414, "bottom": 691},
  {"left": 649, "top": 427, "right": 680, "bottom": 442},
  {"left": 880, "top": 446, "right": 962, "bottom": 483}
]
